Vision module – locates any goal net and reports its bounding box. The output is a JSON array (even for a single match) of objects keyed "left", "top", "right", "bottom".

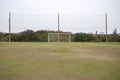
[{"left": 48, "top": 32, "right": 71, "bottom": 42}]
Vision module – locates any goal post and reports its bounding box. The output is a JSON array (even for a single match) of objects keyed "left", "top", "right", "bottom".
[{"left": 48, "top": 32, "right": 71, "bottom": 42}]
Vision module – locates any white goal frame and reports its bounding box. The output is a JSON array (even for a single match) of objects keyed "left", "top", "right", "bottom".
[{"left": 48, "top": 32, "right": 71, "bottom": 42}]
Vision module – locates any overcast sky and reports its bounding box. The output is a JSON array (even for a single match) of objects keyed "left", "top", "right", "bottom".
[{"left": 0, "top": 0, "right": 120, "bottom": 33}]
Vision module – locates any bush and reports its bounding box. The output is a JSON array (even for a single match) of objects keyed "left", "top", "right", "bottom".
[{"left": 73, "top": 33, "right": 95, "bottom": 42}]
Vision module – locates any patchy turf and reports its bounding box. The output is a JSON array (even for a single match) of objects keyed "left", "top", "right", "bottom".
[{"left": 0, "top": 42, "right": 120, "bottom": 80}]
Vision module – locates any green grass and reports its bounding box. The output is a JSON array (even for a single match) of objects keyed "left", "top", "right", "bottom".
[{"left": 0, "top": 42, "right": 120, "bottom": 80}]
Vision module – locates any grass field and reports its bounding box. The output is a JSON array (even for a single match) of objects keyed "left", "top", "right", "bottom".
[{"left": 0, "top": 42, "right": 120, "bottom": 80}]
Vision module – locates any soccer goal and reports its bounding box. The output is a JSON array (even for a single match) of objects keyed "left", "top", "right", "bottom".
[{"left": 48, "top": 32, "right": 71, "bottom": 42}]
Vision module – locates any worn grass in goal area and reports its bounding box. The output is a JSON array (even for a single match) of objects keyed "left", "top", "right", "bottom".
[{"left": 0, "top": 42, "right": 120, "bottom": 80}]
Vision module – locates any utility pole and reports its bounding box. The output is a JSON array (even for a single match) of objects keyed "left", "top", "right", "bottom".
[
  {"left": 96, "top": 31, "right": 98, "bottom": 35},
  {"left": 9, "top": 12, "right": 11, "bottom": 42},
  {"left": 58, "top": 13, "right": 60, "bottom": 42},
  {"left": 105, "top": 13, "right": 108, "bottom": 42},
  {"left": 95, "top": 31, "right": 98, "bottom": 41}
]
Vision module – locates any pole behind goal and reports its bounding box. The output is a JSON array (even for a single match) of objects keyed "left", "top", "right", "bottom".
[
  {"left": 58, "top": 13, "right": 60, "bottom": 42},
  {"left": 9, "top": 12, "right": 11, "bottom": 42}
]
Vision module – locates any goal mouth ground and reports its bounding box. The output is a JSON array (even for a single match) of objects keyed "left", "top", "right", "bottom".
[{"left": 48, "top": 32, "right": 71, "bottom": 42}]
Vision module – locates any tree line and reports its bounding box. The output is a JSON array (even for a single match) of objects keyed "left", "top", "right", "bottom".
[{"left": 0, "top": 29, "right": 120, "bottom": 42}]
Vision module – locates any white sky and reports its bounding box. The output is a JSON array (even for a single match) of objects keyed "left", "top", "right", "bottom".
[{"left": 0, "top": 0, "right": 120, "bottom": 33}]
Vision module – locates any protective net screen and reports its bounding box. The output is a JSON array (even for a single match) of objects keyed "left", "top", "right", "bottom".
[{"left": 9, "top": 14, "right": 104, "bottom": 33}]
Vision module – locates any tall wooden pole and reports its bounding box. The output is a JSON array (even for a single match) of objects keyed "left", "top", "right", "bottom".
[
  {"left": 105, "top": 13, "right": 108, "bottom": 42},
  {"left": 58, "top": 13, "right": 60, "bottom": 42},
  {"left": 9, "top": 12, "right": 11, "bottom": 42}
]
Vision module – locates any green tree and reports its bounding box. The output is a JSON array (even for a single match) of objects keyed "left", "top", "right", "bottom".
[
  {"left": 0, "top": 33, "right": 9, "bottom": 41},
  {"left": 109, "top": 34, "right": 120, "bottom": 42},
  {"left": 73, "top": 33, "right": 95, "bottom": 42},
  {"left": 18, "top": 30, "right": 37, "bottom": 41},
  {"left": 34, "top": 30, "right": 48, "bottom": 42},
  {"left": 113, "top": 28, "right": 117, "bottom": 34},
  {"left": 0, "top": 32, "right": 4, "bottom": 41}
]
